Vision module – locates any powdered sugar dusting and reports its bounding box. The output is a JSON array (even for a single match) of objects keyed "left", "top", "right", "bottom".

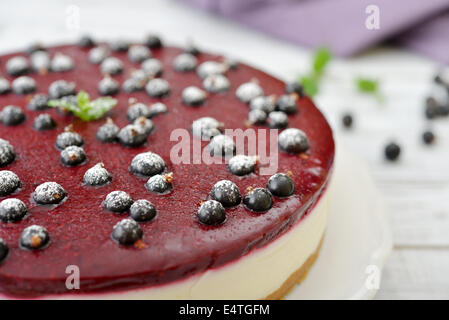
[
  {"left": 278, "top": 128, "right": 309, "bottom": 153},
  {"left": 0, "top": 139, "right": 15, "bottom": 167},
  {"left": 236, "top": 81, "right": 264, "bottom": 103},
  {"left": 83, "top": 163, "right": 111, "bottom": 186},
  {"left": 33, "top": 182, "right": 67, "bottom": 204},
  {"left": 130, "top": 152, "right": 165, "bottom": 176},
  {"left": 0, "top": 170, "right": 21, "bottom": 196},
  {"left": 228, "top": 155, "right": 257, "bottom": 176},
  {"left": 192, "top": 117, "right": 222, "bottom": 140}
]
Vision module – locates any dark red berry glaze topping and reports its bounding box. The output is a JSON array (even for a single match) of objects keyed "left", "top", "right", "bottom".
[{"left": 0, "top": 44, "right": 334, "bottom": 297}]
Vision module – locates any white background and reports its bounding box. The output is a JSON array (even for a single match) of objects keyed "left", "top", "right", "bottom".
[{"left": 0, "top": 0, "right": 448, "bottom": 299}]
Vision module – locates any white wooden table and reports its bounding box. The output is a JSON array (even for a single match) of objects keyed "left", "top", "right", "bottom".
[{"left": 1, "top": 0, "right": 448, "bottom": 299}]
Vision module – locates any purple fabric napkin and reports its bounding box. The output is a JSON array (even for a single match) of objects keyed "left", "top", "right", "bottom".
[{"left": 182, "top": 0, "right": 449, "bottom": 63}]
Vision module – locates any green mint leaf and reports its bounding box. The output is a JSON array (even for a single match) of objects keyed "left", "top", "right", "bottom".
[
  {"left": 300, "top": 75, "right": 319, "bottom": 97},
  {"left": 47, "top": 99, "right": 75, "bottom": 110},
  {"left": 47, "top": 98, "right": 81, "bottom": 114},
  {"left": 298, "top": 47, "right": 332, "bottom": 97},
  {"left": 48, "top": 91, "right": 117, "bottom": 121},
  {"left": 85, "top": 97, "right": 117, "bottom": 121},
  {"left": 356, "top": 77, "right": 379, "bottom": 93},
  {"left": 313, "top": 48, "right": 332, "bottom": 75},
  {"left": 76, "top": 90, "right": 91, "bottom": 108},
  {"left": 355, "top": 77, "right": 385, "bottom": 104}
]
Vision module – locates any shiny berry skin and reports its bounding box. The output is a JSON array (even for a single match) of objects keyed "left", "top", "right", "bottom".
[
  {"left": 173, "top": 53, "right": 197, "bottom": 72},
  {"left": 30, "top": 51, "right": 50, "bottom": 72},
  {"left": 434, "top": 73, "right": 444, "bottom": 85},
  {"left": 0, "top": 170, "right": 21, "bottom": 196},
  {"left": 243, "top": 188, "right": 273, "bottom": 212},
  {"left": 144, "top": 35, "right": 163, "bottom": 49},
  {"left": 191, "top": 117, "right": 222, "bottom": 140},
  {"left": 109, "top": 39, "right": 129, "bottom": 52},
  {"left": 33, "top": 113, "right": 56, "bottom": 131},
  {"left": 96, "top": 118, "right": 119, "bottom": 143},
  {"left": 130, "top": 152, "right": 165, "bottom": 177},
  {"left": 117, "top": 124, "right": 147, "bottom": 147},
  {"left": 236, "top": 81, "right": 264, "bottom": 103},
  {"left": 276, "top": 94, "right": 298, "bottom": 114},
  {"left": 0, "top": 139, "right": 15, "bottom": 167},
  {"left": 0, "top": 106, "right": 25, "bottom": 126},
  {"left": 98, "top": 76, "right": 119, "bottom": 95},
  {"left": 203, "top": 74, "right": 230, "bottom": 93},
  {"left": 248, "top": 109, "right": 267, "bottom": 125},
  {"left": 197, "top": 200, "right": 226, "bottom": 226},
  {"left": 0, "top": 77, "right": 10, "bottom": 95},
  {"left": 111, "top": 219, "right": 143, "bottom": 246},
  {"left": 78, "top": 35, "right": 95, "bottom": 48},
  {"left": 210, "top": 180, "right": 241, "bottom": 207},
  {"left": 224, "top": 57, "right": 238, "bottom": 70},
  {"left": 12, "top": 76, "right": 36, "bottom": 94},
  {"left": 133, "top": 117, "right": 154, "bottom": 135},
  {"left": 249, "top": 96, "right": 276, "bottom": 114},
  {"left": 285, "top": 81, "right": 304, "bottom": 96},
  {"left": 422, "top": 130, "right": 435, "bottom": 145},
  {"left": 342, "top": 113, "right": 353, "bottom": 128},
  {"left": 424, "top": 97, "right": 439, "bottom": 119},
  {"left": 83, "top": 163, "right": 111, "bottom": 186},
  {"left": 127, "top": 102, "right": 151, "bottom": 122},
  {"left": 122, "top": 78, "right": 144, "bottom": 93},
  {"left": 148, "top": 102, "right": 167, "bottom": 118},
  {"left": 130, "top": 200, "right": 156, "bottom": 222},
  {"left": 268, "top": 111, "right": 288, "bottom": 129},
  {"left": 197, "top": 61, "right": 226, "bottom": 79},
  {"left": 101, "top": 57, "right": 123, "bottom": 75},
  {"left": 6, "top": 56, "right": 30, "bottom": 76},
  {"left": 128, "top": 45, "right": 151, "bottom": 63},
  {"left": 20, "top": 225, "right": 50, "bottom": 250},
  {"left": 267, "top": 173, "right": 294, "bottom": 197},
  {"left": 145, "top": 173, "right": 172, "bottom": 194},
  {"left": 103, "top": 191, "right": 133, "bottom": 213},
  {"left": 33, "top": 182, "right": 67, "bottom": 205},
  {"left": 131, "top": 69, "right": 150, "bottom": 85},
  {"left": 278, "top": 128, "right": 309, "bottom": 154},
  {"left": 142, "top": 58, "right": 163, "bottom": 77},
  {"left": 228, "top": 155, "right": 257, "bottom": 176},
  {"left": 60, "top": 146, "right": 86, "bottom": 166},
  {"left": 0, "top": 198, "right": 27, "bottom": 222},
  {"left": 385, "top": 142, "right": 401, "bottom": 161},
  {"left": 48, "top": 80, "right": 76, "bottom": 99},
  {"left": 88, "top": 46, "right": 109, "bottom": 64},
  {"left": 185, "top": 43, "right": 200, "bottom": 56},
  {"left": 145, "top": 78, "right": 170, "bottom": 98},
  {"left": 27, "top": 94, "right": 49, "bottom": 111},
  {"left": 0, "top": 238, "right": 8, "bottom": 264},
  {"left": 207, "top": 134, "right": 236, "bottom": 157},
  {"left": 50, "top": 53, "right": 74, "bottom": 72},
  {"left": 55, "top": 130, "right": 84, "bottom": 150},
  {"left": 26, "top": 43, "right": 45, "bottom": 55},
  {"left": 182, "top": 86, "right": 206, "bottom": 106}
]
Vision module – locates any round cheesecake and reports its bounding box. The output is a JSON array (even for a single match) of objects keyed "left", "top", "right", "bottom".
[{"left": 0, "top": 38, "right": 334, "bottom": 299}]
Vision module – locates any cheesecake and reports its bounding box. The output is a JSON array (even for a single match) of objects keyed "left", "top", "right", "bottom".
[{"left": 0, "top": 36, "right": 334, "bottom": 299}]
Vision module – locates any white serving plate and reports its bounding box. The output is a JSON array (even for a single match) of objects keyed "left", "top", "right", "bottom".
[{"left": 287, "top": 145, "right": 392, "bottom": 300}]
